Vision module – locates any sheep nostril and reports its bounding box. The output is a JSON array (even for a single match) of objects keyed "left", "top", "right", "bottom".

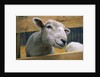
[{"left": 61, "top": 39, "right": 67, "bottom": 45}]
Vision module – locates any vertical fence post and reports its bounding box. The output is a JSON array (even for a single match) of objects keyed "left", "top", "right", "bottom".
[{"left": 16, "top": 33, "right": 20, "bottom": 59}]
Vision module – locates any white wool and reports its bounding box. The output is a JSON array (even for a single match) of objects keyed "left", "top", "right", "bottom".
[
  {"left": 65, "top": 42, "right": 83, "bottom": 52},
  {"left": 26, "top": 17, "right": 70, "bottom": 56}
]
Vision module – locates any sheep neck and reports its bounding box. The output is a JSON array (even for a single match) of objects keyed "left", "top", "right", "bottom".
[{"left": 34, "top": 30, "right": 52, "bottom": 50}]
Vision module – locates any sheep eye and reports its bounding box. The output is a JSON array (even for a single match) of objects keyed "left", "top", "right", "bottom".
[
  {"left": 47, "top": 25, "right": 52, "bottom": 29},
  {"left": 64, "top": 30, "right": 67, "bottom": 31},
  {"left": 64, "top": 29, "right": 70, "bottom": 34}
]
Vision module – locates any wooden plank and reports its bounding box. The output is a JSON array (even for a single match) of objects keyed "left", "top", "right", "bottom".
[
  {"left": 16, "top": 33, "right": 20, "bottom": 58},
  {"left": 16, "top": 16, "right": 83, "bottom": 33},
  {"left": 17, "top": 51, "right": 83, "bottom": 60},
  {"left": 20, "top": 46, "right": 26, "bottom": 58},
  {"left": 20, "top": 46, "right": 66, "bottom": 58}
]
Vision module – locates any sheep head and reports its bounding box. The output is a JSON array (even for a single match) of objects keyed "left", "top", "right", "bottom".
[{"left": 33, "top": 17, "right": 70, "bottom": 48}]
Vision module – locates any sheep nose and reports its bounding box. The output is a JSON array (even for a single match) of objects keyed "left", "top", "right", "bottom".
[{"left": 61, "top": 39, "right": 67, "bottom": 45}]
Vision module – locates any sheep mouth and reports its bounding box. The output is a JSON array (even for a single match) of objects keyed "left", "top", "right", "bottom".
[{"left": 55, "top": 40, "right": 65, "bottom": 48}]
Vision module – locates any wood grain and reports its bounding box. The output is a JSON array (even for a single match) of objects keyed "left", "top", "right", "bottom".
[
  {"left": 17, "top": 51, "right": 83, "bottom": 60},
  {"left": 16, "top": 16, "right": 83, "bottom": 33},
  {"left": 20, "top": 46, "right": 66, "bottom": 58},
  {"left": 16, "top": 33, "right": 20, "bottom": 58},
  {"left": 19, "top": 46, "right": 83, "bottom": 60}
]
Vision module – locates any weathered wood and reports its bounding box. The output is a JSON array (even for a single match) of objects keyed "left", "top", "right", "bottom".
[
  {"left": 16, "top": 16, "right": 83, "bottom": 33},
  {"left": 20, "top": 46, "right": 26, "bottom": 58},
  {"left": 17, "top": 51, "right": 83, "bottom": 60},
  {"left": 20, "top": 46, "right": 66, "bottom": 58},
  {"left": 16, "top": 33, "right": 20, "bottom": 58}
]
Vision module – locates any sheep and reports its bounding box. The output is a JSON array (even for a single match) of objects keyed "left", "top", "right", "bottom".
[
  {"left": 25, "top": 17, "right": 70, "bottom": 56},
  {"left": 65, "top": 42, "right": 83, "bottom": 52}
]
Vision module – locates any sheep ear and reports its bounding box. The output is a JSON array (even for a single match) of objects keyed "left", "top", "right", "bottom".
[
  {"left": 33, "top": 17, "right": 44, "bottom": 28},
  {"left": 65, "top": 28, "right": 70, "bottom": 34}
]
